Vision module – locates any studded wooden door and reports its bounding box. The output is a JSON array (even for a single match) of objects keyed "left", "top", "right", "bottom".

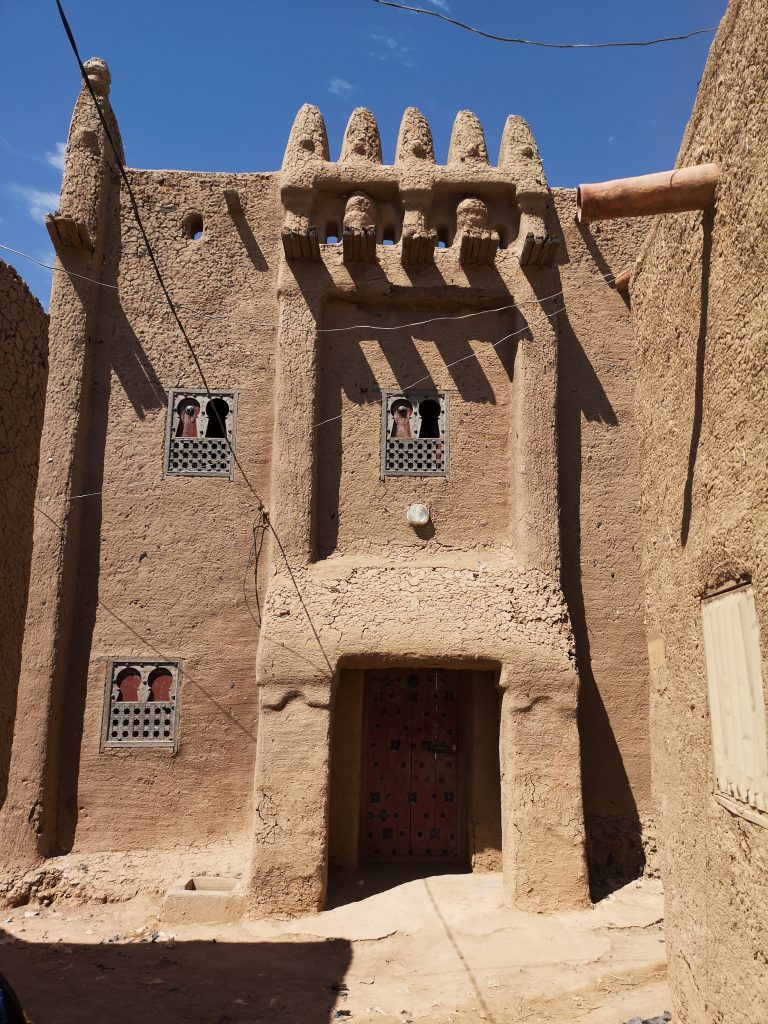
[{"left": 362, "top": 669, "right": 464, "bottom": 863}]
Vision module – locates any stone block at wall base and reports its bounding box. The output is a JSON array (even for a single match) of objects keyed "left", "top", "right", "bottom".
[{"left": 162, "top": 877, "right": 245, "bottom": 925}]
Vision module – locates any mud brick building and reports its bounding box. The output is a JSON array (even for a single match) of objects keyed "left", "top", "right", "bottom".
[{"left": 0, "top": 58, "right": 653, "bottom": 918}]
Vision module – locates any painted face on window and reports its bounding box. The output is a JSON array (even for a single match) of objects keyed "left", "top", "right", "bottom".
[
  {"left": 418, "top": 399, "right": 442, "bottom": 439},
  {"left": 176, "top": 397, "right": 201, "bottom": 438},
  {"left": 390, "top": 399, "right": 414, "bottom": 439}
]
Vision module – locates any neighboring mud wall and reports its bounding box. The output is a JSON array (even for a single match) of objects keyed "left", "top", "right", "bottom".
[
  {"left": 632, "top": 1, "right": 768, "bottom": 1020},
  {"left": 0, "top": 260, "right": 48, "bottom": 809},
  {"left": 554, "top": 194, "right": 654, "bottom": 884}
]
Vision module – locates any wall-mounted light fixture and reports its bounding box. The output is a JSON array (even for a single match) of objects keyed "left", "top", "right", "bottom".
[{"left": 406, "top": 503, "right": 430, "bottom": 527}]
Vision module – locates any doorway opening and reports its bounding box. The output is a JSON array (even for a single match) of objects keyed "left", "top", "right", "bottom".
[{"left": 328, "top": 665, "right": 501, "bottom": 895}]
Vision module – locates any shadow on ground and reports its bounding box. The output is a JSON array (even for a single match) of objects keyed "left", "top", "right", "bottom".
[
  {"left": 1, "top": 933, "right": 352, "bottom": 1024},
  {"left": 326, "top": 863, "right": 471, "bottom": 910}
]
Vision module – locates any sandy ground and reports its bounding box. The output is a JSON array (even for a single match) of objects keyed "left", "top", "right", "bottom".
[{"left": 0, "top": 869, "right": 670, "bottom": 1024}]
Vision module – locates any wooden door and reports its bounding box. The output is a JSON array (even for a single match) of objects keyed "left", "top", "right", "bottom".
[{"left": 362, "top": 668, "right": 464, "bottom": 863}]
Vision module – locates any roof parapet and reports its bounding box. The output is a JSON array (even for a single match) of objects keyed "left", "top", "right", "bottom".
[
  {"left": 447, "top": 111, "right": 489, "bottom": 166},
  {"left": 395, "top": 107, "right": 435, "bottom": 163},
  {"left": 340, "top": 108, "right": 383, "bottom": 163},
  {"left": 282, "top": 104, "right": 330, "bottom": 173},
  {"left": 498, "top": 115, "right": 546, "bottom": 196}
]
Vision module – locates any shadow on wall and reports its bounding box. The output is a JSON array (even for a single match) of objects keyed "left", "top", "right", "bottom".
[
  {"left": 0, "top": 933, "right": 352, "bottom": 1024},
  {"left": 551, "top": 213, "right": 645, "bottom": 895},
  {"left": 315, "top": 301, "right": 517, "bottom": 559},
  {"left": 680, "top": 207, "right": 714, "bottom": 547}
]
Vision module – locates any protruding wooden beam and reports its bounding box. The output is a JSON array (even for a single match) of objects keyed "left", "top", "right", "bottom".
[
  {"left": 342, "top": 226, "right": 376, "bottom": 264},
  {"left": 224, "top": 190, "right": 242, "bottom": 215},
  {"left": 518, "top": 232, "right": 559, "bottom": 268},
  {"left": 45, "top": 213, "right": 94, "bottom": 252},
  {"left": 401, "top": 229, "right": 436, "bottom": 266},
  {"left": 281, "top": 226, "right": 321, "bottom": 262}
]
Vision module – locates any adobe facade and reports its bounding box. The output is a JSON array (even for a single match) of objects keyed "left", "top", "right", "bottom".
[
  {"left": 0, "top": 59, "right": 653, "bottom": 915},
  {"left": 632, "top": 0, "right": 768, "bottom": 1019}
]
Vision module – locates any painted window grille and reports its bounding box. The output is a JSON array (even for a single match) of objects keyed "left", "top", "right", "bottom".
[
  {"left": 702, "top": 583, "right": 768, "bottom": 824},
  {"left": 381, "top": 391, "right": 449, "bottom": 477},
  {"left": 101, "top": 660, "right": 181, "bottom": 751},
  {"left": 164, "top": 388, "right": 237, "bottom": 478}
]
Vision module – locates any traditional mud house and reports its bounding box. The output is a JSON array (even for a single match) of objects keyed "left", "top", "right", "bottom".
[{"left": 0, "top": 59, "right": 654, "bottom": 918}]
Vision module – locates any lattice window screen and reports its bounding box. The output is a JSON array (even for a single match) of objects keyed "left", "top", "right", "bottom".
[
  {"left": 382, "top": 391, "right": 448, "bottom": 477},
  {"left": 702, "top": 584, "right": 768, "bottom": 818},
  {"left": 101, "top": 660, "right": 181, "bottom": 750},
  {"left": 164, "top": 389, "right": 237, "bottom": 478}
]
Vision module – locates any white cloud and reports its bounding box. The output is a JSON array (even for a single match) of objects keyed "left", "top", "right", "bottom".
[
  {"left": 369, "top": 30, "right": 416, "bottom": 68},
  {"left": 9, "top": 185, "right": 60, "bottom": 222},
  {"left": 328, "top": 77, "right": 356, "bottom": 97},
  {"left": 424, "top": 0, "right": 450, "bottom": 9},
  {"left": 45, "top": 142, "right": 67, "bottom": 171}
]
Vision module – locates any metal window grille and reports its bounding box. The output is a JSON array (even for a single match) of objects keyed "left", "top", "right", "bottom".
[
  {"left": 164, "top": 389, "right": 237, "bottom": 478},
  {"left": 381, "top": 391, "right": 449, "bottom": 477},
  {"left": 101, "top": 660, "right": 181, "bottom": 751},
  {"left": 702, "top": 583, "right": 768, "bottom": 818}
]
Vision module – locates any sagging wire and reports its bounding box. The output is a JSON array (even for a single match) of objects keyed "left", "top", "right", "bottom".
[
  {"left": 54, "top": 0, "right": 341, "bottom": 673},
  {"left": 371, "top": 0, "right": 717, "bottom": 49},
  {"left": 1, "top": 239, "right": 615, "bottom": 336},
  {"left": 55, "top": 0, "right": 266, "bottom": 515},
  {"left": 311, "top": 306, "right": 565, "bottom": 430},
  {"left": 243, "top": 509, "right": 270, "bottom": 629}
]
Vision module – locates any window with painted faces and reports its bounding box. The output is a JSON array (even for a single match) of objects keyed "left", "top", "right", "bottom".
[
  {"left": 101, "top": 660, "right": 181, "bottom": 750},
  {"left": 164, "top": 389, "right": 237, "bottom": 478},
  {"left": 382, "top": 391, "right": 448, "bottom": 477}
]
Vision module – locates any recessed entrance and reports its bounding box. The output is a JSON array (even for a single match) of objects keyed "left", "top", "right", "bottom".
[
  {"left": 362, "top": 668, "right": 464, "bottom": 863},
  {"left": 328, "top": 665, "right": 501, "bottom": 880}
]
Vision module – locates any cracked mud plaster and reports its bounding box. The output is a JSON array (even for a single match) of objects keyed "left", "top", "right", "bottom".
[{"left": 632, "top": 2, "right": 768, "bottom": 1021}]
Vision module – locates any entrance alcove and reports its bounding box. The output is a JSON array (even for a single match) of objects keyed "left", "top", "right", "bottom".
[{"left": 328, "top": 666, "right": 502, "bottom": 900}]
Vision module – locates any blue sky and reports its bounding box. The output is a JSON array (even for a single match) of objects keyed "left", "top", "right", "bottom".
[{"left": 1, "top": 0, "right": 726, "bottom": 305}]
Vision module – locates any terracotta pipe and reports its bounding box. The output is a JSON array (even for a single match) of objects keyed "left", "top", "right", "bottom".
[
  {"left": 576, "top": 164, "right": 719, "bottom": 224},
  {"left": 614, "top": 268, "right": 631, "bottom": 293}
]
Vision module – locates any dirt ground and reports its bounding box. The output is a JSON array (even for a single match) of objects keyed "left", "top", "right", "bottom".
[{"left": 0, "top": 869, "right": 669, "bottom": 1024}]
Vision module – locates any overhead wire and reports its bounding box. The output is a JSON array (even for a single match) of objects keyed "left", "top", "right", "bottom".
[
  {"left": 39, "top": 0, "right": 630, "bottom": 679},
  {"left": 55, "top": 0, "right": 265, "bottom": 513},
  {"left": 54, "top": 0, "right": 339, "bottom": 671},
  {"left": 21, "top": 255, "right": 617, "bottom": 495},
  {"left": 370, "top": 0, "right": 717, "bottom": 49},
  {"left": 2, "top": 239, "right": 612, "bottom": 335}
]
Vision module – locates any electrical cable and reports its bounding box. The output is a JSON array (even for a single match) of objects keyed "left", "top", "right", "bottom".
[
  {"left": 311, "top": 311, "right": 563, "bottom": 429},
  {"left": 53, "top": 0, "right": 344, "bottom": 673},
  {"left": 0, "top": 242, "right": 119, "bottom": 289},
  {"left": 1, "top": 238, "right": 614, "bottom": 334},
  {"left": 55, "top": 0, "right": 266, "bottom": 513},
  {"left": 32, "top": 281, "right": 579, "bottom": 500},
  {"left": 371, "top": 0, "right": 717, "bottom": 49},
  {"left": 43, "top": 0, "right": 632, "bottom": 681}
]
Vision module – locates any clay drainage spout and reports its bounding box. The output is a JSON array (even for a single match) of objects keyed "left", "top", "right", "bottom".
[{"left": 576, "top": 164, "right": 719, "bottom": 224}]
